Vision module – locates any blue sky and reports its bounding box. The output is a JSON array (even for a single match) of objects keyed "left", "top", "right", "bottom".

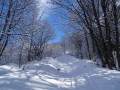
[
  {"left": 47, "top": 14, "right": 65, "bottom": 43},
  {"left": 38, "top": 0, "right": 65, "bottom": 43}
]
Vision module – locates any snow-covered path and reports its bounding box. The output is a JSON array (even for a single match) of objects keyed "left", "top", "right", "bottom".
[{"left": 0, "top": 55, "right": 120, "bottom": 90}]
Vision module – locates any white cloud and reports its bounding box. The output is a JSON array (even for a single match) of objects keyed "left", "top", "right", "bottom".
[
  {"left": 40, "top": 0, "right": 48, "bottom": 4},
  {"left": 36, "top": 0, "right": 52, "bottom": 19}
]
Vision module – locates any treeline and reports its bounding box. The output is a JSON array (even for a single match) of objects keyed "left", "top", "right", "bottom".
[{"left": 52, "top": 0, "right": 120, "bottom": 70}]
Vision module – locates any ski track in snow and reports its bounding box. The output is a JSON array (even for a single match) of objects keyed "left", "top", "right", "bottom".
[{"left": 0, "top": 55, "right": 120, "bottom": 90}]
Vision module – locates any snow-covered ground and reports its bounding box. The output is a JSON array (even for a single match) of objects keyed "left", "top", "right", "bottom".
[{"left": 0, "top": 55, "right": 120, "bottom": 90}]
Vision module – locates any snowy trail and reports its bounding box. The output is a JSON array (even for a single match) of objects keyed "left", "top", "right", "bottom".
[{"left": 0, "top": 55, "right": 120, "bottom": 90}]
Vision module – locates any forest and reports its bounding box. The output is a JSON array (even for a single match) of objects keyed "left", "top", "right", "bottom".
[
  {"left": 1, "top": 0, "right": 120, "bottom": 70},
  {"left": 0, "top": 0, "right": 120, "bottom": 90}
]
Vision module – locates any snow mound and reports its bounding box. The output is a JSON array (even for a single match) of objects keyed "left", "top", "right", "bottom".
[{"left": 0, "top": 55, "right": 120, "bottom": 90}]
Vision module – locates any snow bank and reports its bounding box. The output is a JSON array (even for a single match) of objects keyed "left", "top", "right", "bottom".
[{"left": 0, "top": 55, "right": 120, "bottom": 90}]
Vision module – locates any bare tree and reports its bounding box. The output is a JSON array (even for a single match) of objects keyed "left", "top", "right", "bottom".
[
  {"left": 51, "top": 0, "right": 120, "bottom": 69},
  {"left": 70, "top": 30, "right": 83, "bottom": 59},
  {"left": 30, "top": 20, "right": 55, "bottom": 60},
  {"left": 0, "top": 0, "right": 32, "bottom": 57}
]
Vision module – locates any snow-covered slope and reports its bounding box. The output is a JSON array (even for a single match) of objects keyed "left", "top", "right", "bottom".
[{"left": 0, "top": 55, "right": 120, "bottom": 90}]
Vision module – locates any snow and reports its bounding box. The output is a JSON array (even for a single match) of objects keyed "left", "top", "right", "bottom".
[{"left": 0, "top": 55, "right": 120, "bottom": 90}]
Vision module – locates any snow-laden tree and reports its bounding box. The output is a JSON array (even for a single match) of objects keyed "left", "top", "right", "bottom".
[
  {"left": 0, "top": 0, "right": 55, "bottom": 65},
  {"left": 0, "top": 0, "right": 33, "bottom": 57},
  {"left": 51, "top": 0, "right": 120, "bottom": 70}
]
